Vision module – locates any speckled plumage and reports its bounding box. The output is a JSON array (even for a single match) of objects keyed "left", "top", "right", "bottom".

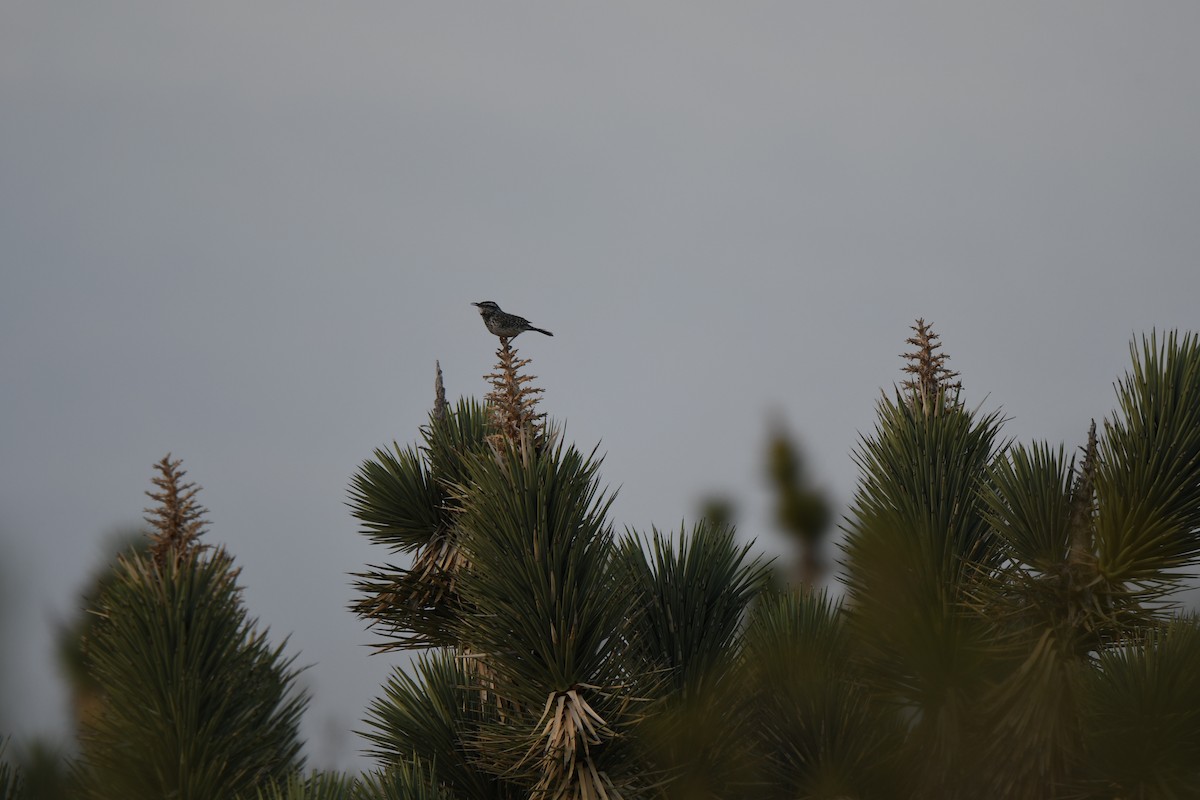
[{"left": 472, "top": 301, "right": 554, "bottom": 340}]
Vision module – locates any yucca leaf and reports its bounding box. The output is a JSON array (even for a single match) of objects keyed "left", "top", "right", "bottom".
[
  {"left": 974, "top": 625, "right": 1085, "bottom": 797},
  {"left": 843, "top": 395, "right": 1005, "bottom": 598},
  {"left": 351, "top": 399, "right": 491, "bottom": 649},
  {"left": 350, "top": 563, "right": 462, "bottom": 651}
]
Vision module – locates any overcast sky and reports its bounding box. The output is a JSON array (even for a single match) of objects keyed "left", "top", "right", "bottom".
[{"left": 3, "top": 3, "right": 1199, "bottom": 770}]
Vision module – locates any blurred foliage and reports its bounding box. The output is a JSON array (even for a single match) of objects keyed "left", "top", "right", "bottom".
[
  {"left": 698, "top": 495, "right": 736, "bottom": 531},
  {"left": 56, "top": 528, "right": 148, "bottom": 734},
  {"left": 766, "top": 419, "right": 834, "bottom": 587},
  {"left": 1077, "top": 616, "right": 1200, "bottom": 796},
  {"left": 0, "top": 531, "right": 146, "bottom": 800},
  {"left": 0, "top": 739, "right": 19, "bottom": 800},
  {"left": 701, "top": 419, "right": 834, "bottom": 590},
  {"left": 9, "top": 739, "right": 76, "bottom": 800}
]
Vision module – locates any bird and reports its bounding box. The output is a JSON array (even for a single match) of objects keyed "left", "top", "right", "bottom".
[{"left": 472, "top": 301, "right": 553, "bottom": 340}]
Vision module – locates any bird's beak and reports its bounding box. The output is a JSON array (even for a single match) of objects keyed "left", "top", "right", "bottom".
[{"left": 471, "top": 302, "right": 481, "bottom": 307}]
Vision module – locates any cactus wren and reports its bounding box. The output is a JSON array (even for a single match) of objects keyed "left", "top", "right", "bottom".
[{"left": 472, "top": 301, "right": 554, "bottom": 340}]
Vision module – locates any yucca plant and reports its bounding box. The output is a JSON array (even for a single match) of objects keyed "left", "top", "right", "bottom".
[
  {"left": 839, "top": 321, "right": 1005, "bottom": 796},
  {"left": 77, "top": 456, "right": 308, "bottom": 800},
  {"left": 352, "top": 354, "right": 634, "bottom": 798},
  {"left": 990, "top": 333, "right": 1200, "bottom": 798},
  {"left": 353, "top": 324, "right": 1200, "bottom": 800},
  {"left": 840, "top": 323, "right": 1200, "bottom": 798},
  {"left": 352, "top": 348, "right": 779, "bottom": 799}
]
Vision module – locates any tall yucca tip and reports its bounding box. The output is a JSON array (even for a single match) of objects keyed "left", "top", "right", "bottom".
[
  {"left": 1065, "top": 421, "right": 1103, "bottom": 632},
  {"left": 901, "top": 318, "right": 961, "bottom": 410},
  {"left": 1067, "top": 420, "right": 1099, "bottom": 566},
  {"left": 144, "top": 454, "right": 207, "bottom": 567},
  {"left": 433, "top": 360, "right": 448, "bottom": 422},
  {"left": 484, "top": 339, "right": 546, "bottom": 456}
]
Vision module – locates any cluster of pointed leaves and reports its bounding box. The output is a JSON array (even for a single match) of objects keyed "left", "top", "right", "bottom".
[
  {"left": 78, "top": 545, "right": 308, "bottom": 800},
  {"left": 349, "top": 397, "right": 490, "bottom": 650},
  {"left": 352, "top": 391, "right": 637, "bottom": 797},
  {"left": 252, "top": 771, "right": 358, "bottom": 800},
  {"left": 616, "top": 524, "right": 771, "bottom": 701}
]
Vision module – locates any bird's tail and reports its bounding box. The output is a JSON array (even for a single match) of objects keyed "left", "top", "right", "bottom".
[{"left": 530, "top": 326, "right": 554, "bottom": 337}]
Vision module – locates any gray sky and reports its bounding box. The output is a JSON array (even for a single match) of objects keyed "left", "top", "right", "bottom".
[{"left": 3, "top": 3, "right": 1198, "bottom": 770}]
